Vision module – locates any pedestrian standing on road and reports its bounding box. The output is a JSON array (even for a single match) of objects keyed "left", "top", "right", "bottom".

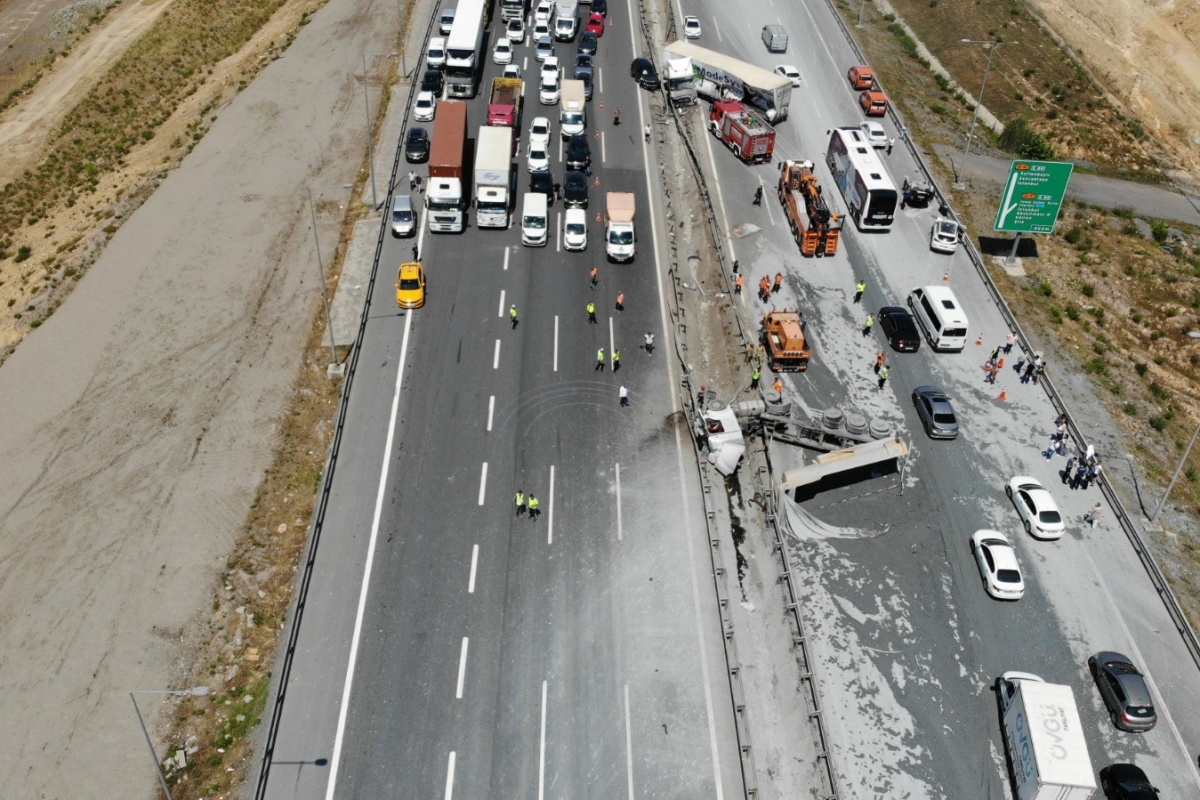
[
  {"left": 1062, "top": 456, "right": 1077, "bottom": 485},
  {"left": 644, "top": 123, "right": 651, "bottom": 142},
  {"left": 412, "top": 244, "right": 419, "bottom": 261},
  {"left": 875, "top": 351, "right": 885, "bottom": 374},
  {"left": 620, "top": 385, "right": 629, "bottom": 406},
  {"left": 590, "top": 267, "right": 599, "bottom": 289},
  {"left": 614, "top": 108, "right": 622, "bottom": 126},
  {"left": 877, "top": 365, "right": 889, "bottom": 389},
  {"left": 887, "top": 138, "right": 895, "bottom": 155},
  {"left": 732, "top": 260, "right": 740, "bottom": 273},
  {"left": 510, "top": 305, "right": 519, "bottom": 329},
  {"left": 854, "top": 280, "right": 866, "bottom": 303},
  {"left": 514, "top": 489, "right": 525, "bottom": 516},
  {"left": 1087, "top": 460, "right": 1103, "bottom": 488},
  {"left": 553, "top": 182, "right": 562, "bottom": 203},
  {"left": 1021, "top": 360, "right": 1036, "bottom": 384},
  {"left": 697, "top": 385, "right": 707, "bottom": 408},
  {"left": 596, "top": 348, "right": 605, "bottom": 371},
  {"left": 771, "top": 272, "right": 782, "bottom": 293},
  {"left": 989, "top": 345, "right": 1002, "bottom": 365},
  {"left": 750, "top": 368, "right": 760, "bottom": 389},
  {"left": 616, "top": 291, "right": 625, "bottom": 311},
  {"left": 1014, "top": 352, "right": 1027, "bottom": 374},
  {"left": 759, "top": 276, "right": 771, "bottom": 301},
  {"left": 1056, "top": 432, "right": 1071, "bottom": 457},
  {"left": 753, "top": 186, "right": 764, "bottom": 206},
  {"left": 1034, "top": 361, "right": 1046, "bottom": 385},
  {"left": 862, "top": 313, "right": 875, "bottom": 337},
  {"left": 773, "top": 377, "right": 784, "bottom": 396},
  {"left": 612, "top": 349, "right": 620, "bottom": 371},
  {"left": 587, "top": 301, "right": 597, "bottom": 323},
  {"left": 984, "top": 362, "right": 999, "bottom": 384},
  {"left": 644, "top": 331, "right": 655, "bottom": 355},
  {"left": 1086, "top": 502, "right": 1103, "bottom": 528},
  {"left": 528, "top": 495, "right": 540, "bottom": 520},
  {"left": 1004, "top": 332, "right": 1019, "bottom": 354},
  {"left": 409, "top": 170, "right": 417, "bottom": 189},
  {"left": 735, "top": 274, "right": 745, "bottom": 295},
  {"left": 1073, "top": 462, "right": 1089, "bottom": 490}
]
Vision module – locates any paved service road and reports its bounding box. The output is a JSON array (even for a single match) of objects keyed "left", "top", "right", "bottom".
[
  {"left": 680, "top": 0, "right": 1200, "bottom": 796},
  {"left": 258, "top": 0, "right": 743, "bottom": 797}
]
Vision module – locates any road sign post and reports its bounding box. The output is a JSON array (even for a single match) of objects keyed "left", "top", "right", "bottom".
[{"left": 994, "top": 160, "right": 1073, "bottom": 263}]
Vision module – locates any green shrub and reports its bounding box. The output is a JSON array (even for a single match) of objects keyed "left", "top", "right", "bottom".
[
  {"left": 1080, "top": 282, "right": 1095, "bottom": 297},
  {"left": 1134, "top": 362, "right": 1148, "bottom": 376},
  {"left": 1149, "top": 381, "right": 1169, "bottom": 400},
  {"left": 1123, "top": 402, "right": 1138, "bottom": 415},
  {"left": 1149, "top": 416, "right": 1168, "bottom": 432},
  {"left": 1065, "top": 304, "right": 1081, "bottom": 321},
  {"left": 1064, "top": 226, "right": 1082, "bottom": 244},
  {"left": 1150, "top": 219, "right": 1169, "bottom": 243},
  {"left": 1035, "top": 280, "right": 1054, "bottom": 297},
  {"left": 999, "top": 118, "right": 1054, "bottom": 159}
]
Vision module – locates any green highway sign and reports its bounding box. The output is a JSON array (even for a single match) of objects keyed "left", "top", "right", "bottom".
[{"left": 994, "top": 160, "right": 1074, "bottom": 234}]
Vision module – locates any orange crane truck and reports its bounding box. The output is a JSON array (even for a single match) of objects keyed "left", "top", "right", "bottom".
[
  {"left": 777, "top": 159, "right": 842, "bottom": 257},
  {"left": 762, "top": 310, "right": 812, "bottom": 372}
]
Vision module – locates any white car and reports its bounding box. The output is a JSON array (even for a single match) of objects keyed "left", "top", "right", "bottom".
[
  {"left": 533, "top": 21, "right": 551, "bottom": 40},
  {"left": 563, "top": 207, "right": 588, "bottom": 251},
  {"left": 529, "top": 116, "right": 552, "bottom": 148},
  {"left": 1006, "top": 477, "right": 1066, "bottom": 540},
  {"left": 683, "top": 16, "right": 702, "bottom": 39},
  {"left": 502, "top": 64, "right": 522, "bottom": 79},
  {"left": 534, "top": 34, "right": 555, "bottom": 62},
  {"left": 534, "top": 1, "right": 552, "bottom": 24},
  {"left": 859, "top": 120, "right": 887, "bottom": 148},
  {"left": 427, "top": 37, "right": 447, "bottom": 68},
  {"left": 541, "top": 56, "right": 559, "bottom": 81},
  {"left": 413, "top": 91, "right": 437, "bottom": 122},
  {"left": 970, "top": 530, "right": 1025, "bottom": 600},
  {"left": 930, "top": 217, "right": 961, "bottom": 254},
  {"left": 527, "top": 143, "right": 550, "bottom": 172},
  {"left": 539, "top": 78, "right": 560, "bottom": 105},
  {"left": 493, "top": 39, "right": 514, "bottom": 65},
  {"left": 507, "top": 17, "right": 525, "bottom": 42},
  {"left": 774, "top": 65, "right": 802, "bottom": 87},
  {"left": 439, "top": 7, "right": 455, "bottom": 34}
]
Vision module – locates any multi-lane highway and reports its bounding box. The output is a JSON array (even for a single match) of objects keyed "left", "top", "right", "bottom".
[{"left": 253, "top": 0, "right": 1200, "bottom": 796}]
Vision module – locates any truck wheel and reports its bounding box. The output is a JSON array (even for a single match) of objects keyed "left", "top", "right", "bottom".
[
  {"left": 709, "top": 122, "right": 720, "bottom": 137},
  {"left": 732, "top": 145, "right": 741, "bottom": 161}
]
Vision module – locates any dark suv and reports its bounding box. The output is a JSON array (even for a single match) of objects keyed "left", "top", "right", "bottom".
[
  {"left": 420, "top": 69, "right": 444, "bottom": 95},
  {"left": 404, "top": 127, "right": 430, "bottom": 163},
  {"left": 565, "top": 134, "right": 591, "bottom": 171},
  {"left": 530, "top": 171, "right": 554, "bottom": 204},
  {"left": 630, "top": 57, "right": 660, "bottom": 91},
  {"left": 879, "top": 306, "right": 920, "bottom": 352},
  {"left": 563, "top": 171, "right": 588, "bottom": 208}
]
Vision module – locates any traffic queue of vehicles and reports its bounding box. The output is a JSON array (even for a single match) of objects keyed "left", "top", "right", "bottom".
[{"left": 399, "top": 9, "right": 1165, "bottom": 793}]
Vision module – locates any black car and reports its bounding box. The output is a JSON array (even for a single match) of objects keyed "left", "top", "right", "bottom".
[
  {"left": 420, "top": 69, "right": 444, "bottom": 95},
  {"left": 404, "top": 127, "right": 430, "bottom": 163},
  {"left": 563, "top": 171, "right": 588, "bottom": 208},
  {"left": 577, "top": 31, "right": 598, "bottom": 55},
  {"left": 879, "top": 306, "right": 920, "bottom": 352},
  {"left": 912, "top": 385, "right": 959, "bottom": 439},
  {"left": 565, "top": 134, "right": 591, "bottom": 171},
  {"left": 530, "top": 171, "right": 554, "bottom": 204},
  {"left": 591, "top": 0, "right": 607, "bottom": 15},
  {"left": 574, "top": 53, "right": 594, "bottom": 81},
  {"left": 630, "top": 57, "right": 660, "bottom": 91},
  {"left": 1099, "top": 764, "right": 1159, "bottom": 800}
]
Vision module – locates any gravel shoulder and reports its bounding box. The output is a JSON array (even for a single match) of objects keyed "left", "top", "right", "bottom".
[{"left": 0, "top": 0, "right": 397, "bottom": 795}]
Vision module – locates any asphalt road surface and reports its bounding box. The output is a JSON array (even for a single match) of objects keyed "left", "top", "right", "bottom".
[
  {"left": 257, "top": 0, "right": 743, "bottom": 797},
  {"left": 680, "top": 0, "right": 1200, "bottom": 796}
]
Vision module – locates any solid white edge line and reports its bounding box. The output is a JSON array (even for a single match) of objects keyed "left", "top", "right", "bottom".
[
  {"left": 547, "top": 464, "right": 556, "bottom": 545},
  {"left": 553, "top": 315, "right": 559, "bottom": 372},
  {"left": 615, "top": 462, "right": 623, "bottom": 541},
  {"left": 624, "top": 684, "right": 635, "bottom": 800},
  {"left": 632, "top": 0, "right": 725, "bottom": 791},
  {"left": 499, "top": 288, "right": 506, "bottom": 318},
  {"left": 444, "top": 751, "right": 456, "bottom": 800},
  {"left": 538, "top": 680, "right": 548, "bottom": 800},
  {"left": 323, "top": 309, "right": 414, "bottom": 800},
  {"left": 478, "top": 462, "right": 488, "bottom": 506},
  {"left": 468, "top": 543, "right": 479, "bottom": 593},
  {"left": 493, "top": 338, "right": 501, "bottom": 369},
  {"left": 487, "top": 395, "right": 495, "bottom": 432},
  {"left": 455, "top": 637, "right": 469, "bottom": 699}
]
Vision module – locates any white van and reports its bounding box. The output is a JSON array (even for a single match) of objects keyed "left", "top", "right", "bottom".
[
  {"left": 907, "top": 285, "right": 968, "bottom": 351},
  {"left": 521, "top": 192, "right": 549, "bottom": 246},
  {"left": 563, "top": 207, "right": 587, "bottom": 251},
  {"left": 761, "top": 25, "right": 788, "bottom": 52},
  {"left": 390, "top": 194, "right": 417, "bottom": 237}
]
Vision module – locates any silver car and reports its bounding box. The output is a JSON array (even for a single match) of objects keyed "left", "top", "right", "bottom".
[
  {"left": 912, "top": 385, "right": 959, "bottom": 439},
  {"left": 1089, "top": 651, "right": 1157, "bottom": 732}
]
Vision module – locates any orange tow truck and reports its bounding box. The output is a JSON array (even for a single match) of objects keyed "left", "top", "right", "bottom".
[
  {"left": 777, "top": 159, "right": 842, "bottom": 257},
  {"left": 762, "top": 310, "right": 812, "bottom": 372}
]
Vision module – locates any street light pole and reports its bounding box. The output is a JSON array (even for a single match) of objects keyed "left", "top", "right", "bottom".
[
  {"left": 856, "top": 0, "right": 868, "bottom": 27},
  {"left": 1150, "top": 421, "right": 1200, "bottom": 522},
  {"left": 308, "top": 184, "right": 353, "bottom": 377},
  {"left": 130, "top": 686, "right": 210, "bottom": 800},
  {"left": 361, "top": 51, "right": 399, "bottom": 210},
  {"left": 954, "top": 39, "right": 1012, "bottom": 187}
]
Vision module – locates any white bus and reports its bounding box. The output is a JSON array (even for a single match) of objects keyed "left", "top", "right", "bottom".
[
  {"left": 825, "top": 126, "right": 897, "bottom": 230},
  {"left": 445, "top": 0, "right": 490, "bottom": 98}
]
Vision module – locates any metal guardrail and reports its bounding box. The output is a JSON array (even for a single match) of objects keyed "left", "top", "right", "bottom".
[{"left": 820, "top": 0, "right": 1200, "bottom": 672}]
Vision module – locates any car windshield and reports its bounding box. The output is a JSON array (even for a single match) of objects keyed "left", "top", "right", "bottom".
[
  {"left": 531, "top": 149, "right": 547, "bottom": 160},
  {"left": 566, "top": 223, "right": 585, "bottom": 235},
  {"left": 610, "top": 230, "right": 633, "bottom": 244},
  {"left": 996, "top": 569, "right": 1021, "bottom": 584},
  {"left": 563, "top": 112, "right": 583, "bottom": 125},
  {"left": 523, "top": 216, "right": 546, "bottom": 229},
  {"left": 399, "top": 277, "right": 421, "bottom": 290},
  {"left": 932, "top": 412, "right": 956, "bottom": 425},
  {"left": 393, "top": 210, "right": 412, "bottom": 222},
  {"left": 937, "top": 222, "right": 957, "bottom": 237},
  {"left": 1038, "top": 510, "right": 1062, "bottom": 523}
]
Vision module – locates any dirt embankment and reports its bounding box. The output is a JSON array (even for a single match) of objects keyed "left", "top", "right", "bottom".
[{"left": 1027, "top": 0, "right": 1200, "bottom": 187}]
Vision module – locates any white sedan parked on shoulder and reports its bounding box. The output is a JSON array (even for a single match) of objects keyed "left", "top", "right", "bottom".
[
  {"left": 859, "top": 120, "right": 888, "bottom": 148},
  {"left": 930, "top": 217, "right": 961, "bottom": 253},
  {"left": 1006, "top": 477, "right": 1066, "bottom": 539},
  {"left": 971, "top": 530, "right": 1026, "bottom": 600}
]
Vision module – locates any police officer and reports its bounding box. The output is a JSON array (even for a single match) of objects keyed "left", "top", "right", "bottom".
[
  {"left": 528, "top": 495, "right": 541, "bottom": 520},
  {"left": 514, "top": 489, "right": 525, "bottom": 516},
  {"left": 750, "top": 368, "right": 760, "bottom": 389}
]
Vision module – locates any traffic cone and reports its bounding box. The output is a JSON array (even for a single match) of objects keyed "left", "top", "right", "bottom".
[
  {"left": 999, "top": 387, "right": 1008, "bottom": 402},
  {"left": 975, "top": 333, "right": 983, "bottom": 346},
  {"left": 997, "top": 358, "right": 1005, "bottom": 368},
  {"left": 599, "top": 101, "right": 604, "bottom": 111},
  {"left": 942, "top": 271, "right": 950, "bottom": 282}
]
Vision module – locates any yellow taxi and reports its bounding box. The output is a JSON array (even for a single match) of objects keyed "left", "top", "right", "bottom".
[{"left": 395, "top": 262, "right": 426, "bottom": 308}]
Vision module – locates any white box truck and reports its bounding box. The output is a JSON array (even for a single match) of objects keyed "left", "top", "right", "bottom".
[
  {"left": 560, "top": 79, "right": 586, "bottom": 138},
  {"left": 996, "top": 672, "right": 1096, "bottom": 800},
  {"left": 474, "top": 126, "right": 514, "bottom": 228},
  {"left": 553, "top": 0, "right": 578, "bottom": 41},
  {"left": 605, "top": 192, "right": 636, "bottom": 262}
]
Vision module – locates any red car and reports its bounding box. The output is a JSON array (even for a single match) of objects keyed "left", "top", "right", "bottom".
[{"left": 586, "top": 12, "right": 604, "bottom": 36}]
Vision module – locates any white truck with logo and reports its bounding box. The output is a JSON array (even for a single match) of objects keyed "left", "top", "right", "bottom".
[
  {"left": 474, "top": 126, "right": 515, "bottom": 228},
  {"left": 996, "top": 672, "right": 1096, "bottom": 800},
  {"left": 661, "top": 40, "right": 791, "bottom": 121},
  {"left": 559, "top": 79, "right": 586, "bottom": 138},
  {"left": 605, "top": 192, "right": 636, "bottom": 262}
]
